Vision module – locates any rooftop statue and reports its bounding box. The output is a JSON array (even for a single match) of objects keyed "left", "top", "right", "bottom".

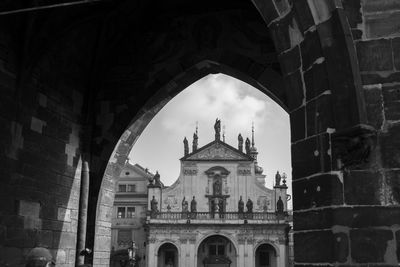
[
  {"left": 214, "top": 118, "right": 221, "bottom": 140},
  {"left": 275, "top": 171, "right": 281, "bottom": 186},
  {"left": 238, "top": 133, "right": 243, "bottom": 152},
  {"left": 183, "top": 137, "right": 189, "bottom": 155},
  {"left": 245, "top": 138, "right": 250, "bottom": 155}
]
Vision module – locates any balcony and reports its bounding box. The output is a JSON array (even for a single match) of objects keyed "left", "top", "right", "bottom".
[{"left": 147, "top": 211, "right": 289, "bottom": 224}]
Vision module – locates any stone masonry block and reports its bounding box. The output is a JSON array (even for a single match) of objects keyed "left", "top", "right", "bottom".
[
  {"left": 301, "top": 29, "right": 323, "bottom": 71},
  {"left": 292, "top": 133, "right": 331, "bottom": 179},
  {"left": 350, "top": 229, "right": 393, "bottom": 263},
  {"left": 356, "top": 39, "right": 393, "bottom": 71},
  {"left": 294, "top": 230, "right": 348, "bottom": 263},
  {"left": 385, "top": 170, "right": 400, "bottom": 205},
  {"left": 30, "top": 117, "right": 47, "bottom": 134},
  {"left": 306, "top": 94, "right": 334, "bottom": 137},
  {"left": 363, "top": 86, "right": 384, "bottom": 129},
  {"left": 278, "top": 45, "right": 301, "bottom": 75},
  {"left": 290, "top": 106, "right": 306, "bottom": 142},
  {"left": 381, "top": 124, "right": 400, "bottom": 168},
  {"left": 343, "top": 170, "right": 383, "bottom": 205},
  {"left": 382, "top": 84, "right": 400, "bottom": 121},
  {"left": 293, "top": 0, "right": 315, "bottom": 32},
  {"left": 293, "top": 173, "right": 343, "bottom": 210},
  {"left": 392, "top": 37, "right": 400, "bottom": 70},
  {"left": 284, "top": 69, "right": 304, "bottom": 111},
  {"left": 304, "top": 61, "right": 329, "bottom": 101}
]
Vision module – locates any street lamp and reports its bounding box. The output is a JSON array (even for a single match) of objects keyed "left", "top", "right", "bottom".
[
  {"left": 282, "top": 172, "right": 287, "bottom": 186},
  {"left": 127, "top": 241, "right": 137, "bottom": 267}
]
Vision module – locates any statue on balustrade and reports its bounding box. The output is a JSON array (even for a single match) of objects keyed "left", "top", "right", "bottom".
[
  {"left": 277, "top": 196, "right": 284, "bottom": 213},
  {"left": 182, "top": 197, "right": 189, "bottom": 212},
  {"left": 246, "top": 198, "right": 253, "bottom": 213},
  {"left": 150, "top": 196, "right": 158, "bottom": 213},
  {"left": 238, "top": 196, "right": 244, "bottom": 213},
  {"left": 191, "top": 196, "right": 197, "bottom": 212},
  {"left": 275, "top": 171, "right": 281, "bottom": 186}
]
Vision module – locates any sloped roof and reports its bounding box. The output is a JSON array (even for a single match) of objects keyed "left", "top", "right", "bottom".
[{"left": 180, "top": 139, "right": 254, "bottom": 161}]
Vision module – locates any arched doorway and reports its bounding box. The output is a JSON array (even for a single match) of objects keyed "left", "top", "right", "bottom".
[
  {"left": 157, "top": 243, "right": 179, "bottom": 267},
  {"left": 197, "top": 235, "right": 237, "bottom": 267},
  {"left": 255, "top": 244, "right": 277, "bottom": 267}
]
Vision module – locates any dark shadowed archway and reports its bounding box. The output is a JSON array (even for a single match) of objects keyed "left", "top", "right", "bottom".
[{"left": 0, "top": 0, "right": 399, "bottom": 266}]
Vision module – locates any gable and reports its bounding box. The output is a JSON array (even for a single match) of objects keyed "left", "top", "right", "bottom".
[{"left": 184, "top": 141, "right": 252, "bottom": 161}]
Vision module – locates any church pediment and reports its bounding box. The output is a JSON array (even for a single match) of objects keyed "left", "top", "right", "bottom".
[{"left": 182, "top": 141, "right": 253, "bottom": 161}]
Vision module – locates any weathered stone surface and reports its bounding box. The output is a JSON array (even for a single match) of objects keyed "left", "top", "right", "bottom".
[
  {"left": 304, "top": 61, "right": 329, "bottom": 101},
  {"left": 392, "top": 37, "right": 400, "bottom": 70},
  {"left": 344, "top": 170, "right": 383, "bottom": 205},
  {"left": 292, "top": 133, "right": 331, "bottom": 180},
  {"left": 301, "top": 30, "right": 323, "bottom": 71},
  {"left": 251, "top": 0, "right": 279, "bottom": 24},
  {"left": 342, "top": 0, "right": 362, "bottom": 28},
  {"left": 284, "top": 70, "right": 304, "bottom": 111},
  {"left": 278, "top": 45, "right": 301, "bottom": 75},
  {"left": 382, "top": 84, "right": 400, "bottom": 120},
  {"left": 269, "top": 13, "right": 293, "bottom": 53},
  {"left": 357, "top": 39, "right": 393, "bottom": 71},
  {"left": 317, "top": 10, "right": 364, "bottom": 130},
  {"left": 363, "top": 87, "right": 384, "bottom": 129},
  {"left": 294, "top": 206, "right": 400, "bottom": 231},
  {"left": 364, "top": 11, "right": 400, "bottom": 39},
  {"left": 350, "top": 229, "right": 393, "bottom": 263},
  {"left": 381, "top": 124, "right": 400, "bottom": 168},
  {"left": 293, "top": 174, "right": 343, "bottom": 210},
  {"left": 396, "top": 230, "right": 400, "bottom": 262},
  {"left": 306, "top": 94, "right": 334, "bottom": 136},
  {"left": 385, "top": 170, "right": 400, "bottom": 204},
  {"left": 292, "top": 0, "right": 314, "bottom": 32},
  {"left": 361, "top": 71, "right": 400, "bottom": 85},
  {"left": 294, "top": 230, "right": 348, "bottom": 263},
  {"left": 290, "top": 106, "right": 306, "bottom": 142}
]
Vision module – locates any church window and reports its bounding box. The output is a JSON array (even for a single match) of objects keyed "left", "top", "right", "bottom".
[
  {"left": 127, "top": 207, "right": 136, "bottom": 218},
  {"left": 118, "top": 184, "right": 127, "bottom": 192},
  {"left": 117, "top": 207, "right": 126, "bottom": 218},
  {"left": 127, "top": 184, "right": 136, "bottom": 192}
]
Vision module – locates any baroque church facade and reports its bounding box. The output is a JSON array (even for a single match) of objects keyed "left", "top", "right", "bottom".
[{"left": 146, "top": 120, "right": 290, "bottom": 267}]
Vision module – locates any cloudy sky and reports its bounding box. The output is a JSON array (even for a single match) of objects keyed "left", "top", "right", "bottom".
[{"left": 129, "top": 74, "right": 292, "bottom": 202}]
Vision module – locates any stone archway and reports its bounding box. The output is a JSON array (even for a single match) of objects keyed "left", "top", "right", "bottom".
[
  {"left": 197, "top": 235, "right": 237, "bottom": 267},
  {"left": 157, "top": 243, "right": 179, "bottom": 267},
  {"left": 255, "top": 243, "right": 277, "bottom": 267}
]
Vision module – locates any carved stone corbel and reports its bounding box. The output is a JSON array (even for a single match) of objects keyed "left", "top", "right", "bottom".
[{"left": 332, "top": 125, "right": 377, "bottom": 170}]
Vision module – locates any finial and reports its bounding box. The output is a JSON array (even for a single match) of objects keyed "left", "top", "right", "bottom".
[
  {"left": 196, "top": 121, "right": 198, "bottom": 136},
  {"left": 251, "top": 122, "right": 255, "bottom": 148},
  {"left": 222, "top": 125, "right": 225, "bottom": 142}
]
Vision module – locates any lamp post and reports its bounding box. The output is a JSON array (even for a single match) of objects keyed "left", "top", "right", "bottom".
[
  {"left": 127, "top": 241, "right": 137, "bottom": 267},
  {"left": 282, "top": 172, "right": 287, "bottom": 186}
]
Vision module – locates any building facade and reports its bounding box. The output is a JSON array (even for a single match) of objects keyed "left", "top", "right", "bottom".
[
  {"left": 110, "top": 163, "right": 153, "bottom": 267},
  {"left": 146, "top": 120, "right": 290, "bottom": 267}
]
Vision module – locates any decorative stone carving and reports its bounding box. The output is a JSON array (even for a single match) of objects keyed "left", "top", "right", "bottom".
[
  {"left": 187, "top": 142, "right": 250, "bottom": 160},
  {"left": 149, "top": 237, "right": 157, "bottom": 243},
  {"left": 237, "top": 169, "right": 251, "bottom": 175},
  {"left": 332, "top": 126, "right": 376, "bottom": 169},
  {"left": 184, "top": 169, "right": 198, "bottom": 175}
]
